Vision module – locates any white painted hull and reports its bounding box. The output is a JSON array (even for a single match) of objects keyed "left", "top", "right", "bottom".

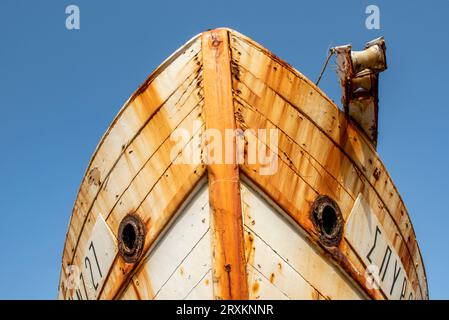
[{"left": 58, "top": 28, "right": 428, "bottom": 300}]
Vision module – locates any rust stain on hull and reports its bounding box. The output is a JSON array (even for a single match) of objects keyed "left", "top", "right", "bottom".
[
  {"left": 202, "top": 29, "right": 248, "bottom": 300},
  {"left": 58, "top": 28, "right": 428, "bottom": 300}
]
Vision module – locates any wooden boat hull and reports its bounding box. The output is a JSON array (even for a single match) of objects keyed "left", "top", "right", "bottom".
[{"left": 58, "top": 28, "right": 428, "bottom": 300}]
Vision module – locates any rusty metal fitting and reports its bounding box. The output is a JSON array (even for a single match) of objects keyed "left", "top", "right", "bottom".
[
  {"left": 310, "top": 195, "right": 344, "bottom": 247},
  {"left": 118, "top": 213, "right": 146, "bottom": 263}
]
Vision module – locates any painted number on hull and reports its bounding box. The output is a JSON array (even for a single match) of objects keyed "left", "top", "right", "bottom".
[
  {"left": 345, "top": 194, "right": 418, "bottom": 300},
  {"left": 68, "top": 215, "right": 117, "bottom": 300}
]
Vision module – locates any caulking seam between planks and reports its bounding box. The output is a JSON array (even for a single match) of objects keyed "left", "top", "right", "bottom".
[{"left": 67, "top": 71, "right": 204, "bottom": 265}]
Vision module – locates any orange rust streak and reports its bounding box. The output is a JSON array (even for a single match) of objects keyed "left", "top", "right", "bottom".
[
  {"left": 241, "top": 165, "right": 384, "bottom": 300},
  {"left": 202, "top": 29, "right": 248, "bottom": 300}
]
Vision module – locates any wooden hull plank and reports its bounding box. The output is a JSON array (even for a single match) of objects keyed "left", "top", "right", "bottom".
[
  {"left": 63, "top": 91, "right": 205, "bottom": 299},
  {"left": 62, "top": 35, "right": 203, "bottom": 272},
  {"left": 184, "top": 270, "right": 214, "bottom": 300},
  {"left": 202, "top": 29, "right": 248, "bottom": 300},
  {"left": 234, "top": 95, "right": 422, "bottom": 297},
  {"left": 229, "top": 33, "right": 426, "bottom": 298},
  {"left": 241, "top": 182, "right": 365, "bottom": 300},
  {"left": 59, "top": 28, "right": 428, "bottom": 300},
  {"left": 127, "top": 183, "right": 210, "bottom": 299}
]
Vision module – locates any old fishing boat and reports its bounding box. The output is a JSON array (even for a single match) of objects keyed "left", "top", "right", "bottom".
[{"left": 58, "top": 28, "right": 428, "bottom": 300}]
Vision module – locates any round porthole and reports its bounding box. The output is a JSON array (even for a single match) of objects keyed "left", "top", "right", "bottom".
[
  {"left": 310, "top": 195, "right": 343, "bottom": 247},
  {"left": 118, "top": 214, "right": 146, "bottom": 263}
]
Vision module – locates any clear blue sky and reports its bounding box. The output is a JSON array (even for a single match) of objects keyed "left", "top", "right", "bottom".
[{"left": 0, "top": 0, "right": 448, "bottom": 299}]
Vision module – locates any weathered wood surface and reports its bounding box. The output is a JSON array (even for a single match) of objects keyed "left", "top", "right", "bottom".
[
  {"left": 118, "top": 183, "right": 212, "bottom": 300},
  {"left": 241, "top": 182, "right": 363, "bottom": 300},
  {"left": 59, "top": 33, "right": 206, "bottom": 299},
  {"left": 59, "top": 28, "right": 428, "bottom": 300},
  {"left": 202, "top": 29, "right": 248, "bottom": 300},
  {"left": 229, "top": 30, "right": 427, "bottom": 299}
]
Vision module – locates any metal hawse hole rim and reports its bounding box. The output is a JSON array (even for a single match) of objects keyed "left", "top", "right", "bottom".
[
  {"left": 118, "top": 213, "right": 146, "bottom": 263},
  {"left": 310, "top": 195, "right": 344, "bottom": 247}
]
